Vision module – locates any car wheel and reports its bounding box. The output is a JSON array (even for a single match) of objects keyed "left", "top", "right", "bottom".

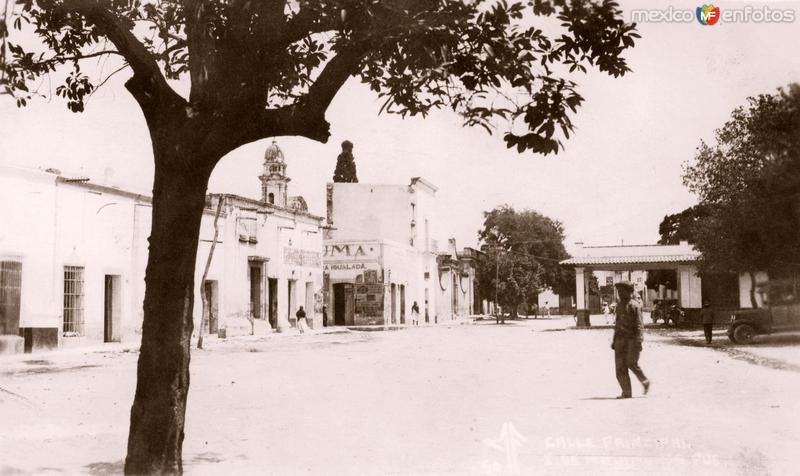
[{"left": 733, "top": 324, "right": 756, "bottom": 344}]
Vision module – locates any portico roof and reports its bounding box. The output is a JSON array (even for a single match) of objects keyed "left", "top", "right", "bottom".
[{"left": 561, "top": 242, "right": 700, "bottom": 268}]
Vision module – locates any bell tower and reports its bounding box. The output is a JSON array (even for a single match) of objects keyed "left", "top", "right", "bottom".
[{"left": 260, "top": 140, "right": 290, "bottom": 207}]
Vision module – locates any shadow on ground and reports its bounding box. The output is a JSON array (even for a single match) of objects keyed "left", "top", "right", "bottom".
[
  {"left": 85, "top": 460, "right": 124, "bottom": 475},
  {"left": 662, "top": 334, "right": 800, "bottom": 373}
]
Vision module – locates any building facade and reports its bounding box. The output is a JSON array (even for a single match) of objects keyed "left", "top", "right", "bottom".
[
  {"left": 322, "top": 178, "right": 476, "bottom": 326},
  {"left": 561, "top": 241, "right": 768, "bottom": 325},
  {"left": 0, "top": 141, "right": 323, "bottom": 353}
]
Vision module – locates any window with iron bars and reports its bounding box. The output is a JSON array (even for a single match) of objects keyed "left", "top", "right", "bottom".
[{"left": 63, "top": 266, "right": 85, "bottom": 337}]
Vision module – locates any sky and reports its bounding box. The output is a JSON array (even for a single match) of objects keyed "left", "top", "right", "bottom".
[{"left": 2, "top": 0, "right": 799, "bottom": 255}]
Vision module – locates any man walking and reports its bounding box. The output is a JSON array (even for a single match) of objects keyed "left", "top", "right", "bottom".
[
  {"left": 612, "top": 281, "right": 650, "bottom": 399},
  {"left": 296, "top": 306, "right": 307, "bottom": 334}
]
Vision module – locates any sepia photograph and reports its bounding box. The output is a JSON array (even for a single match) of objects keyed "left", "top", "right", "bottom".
[{"left": 1, "top": 1, "right": 799, "bottom": 475}]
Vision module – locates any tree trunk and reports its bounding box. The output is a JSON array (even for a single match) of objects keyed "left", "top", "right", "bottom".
[
  {"left": 748, "top": 270, "right": 759, "bottom": 309},
  {"left": 125, "top": 150, "right": 212, "bottom": 474},
  {"left": 198, "top": 195, "right": 225, "bottom": 350}
]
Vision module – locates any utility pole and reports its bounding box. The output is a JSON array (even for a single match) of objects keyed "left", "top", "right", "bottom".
[
  {"left": 495, "top": 247, "right": 502, "bottom": 324},
  {"left": 495, "top": 253, "right": 499, "bottom": 315}
]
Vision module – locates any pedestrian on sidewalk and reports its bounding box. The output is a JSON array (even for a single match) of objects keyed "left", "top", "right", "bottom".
[
  {"left": 411, "top": 301, "right": 420, "bottom": 325},
  {"left": 701, "top": 301, "right": 714, "bottom": 344},
  {"left": 322, "top": 306, "right": 328, "bottom": 327},
  {"left": 611, "top": 281, "right": 650, "bottom": 399},
  {"left": 296, "top": 306, "right": 308, "bottom": 334}
]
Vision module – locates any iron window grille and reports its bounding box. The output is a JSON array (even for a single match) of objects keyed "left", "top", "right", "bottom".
[
  {"left": 63, "top": 266, "right": 85, "bottom": 337},
  {"left": 0, "top": 261, "right": 22, "bottom": 335}
]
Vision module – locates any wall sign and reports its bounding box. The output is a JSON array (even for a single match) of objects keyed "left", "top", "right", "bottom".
[
  {"left": 283, "top": 248, "right": 322, "bottom": 267},
  {"left": 324, "top": 243, "right": 379, "bottom": 259}
]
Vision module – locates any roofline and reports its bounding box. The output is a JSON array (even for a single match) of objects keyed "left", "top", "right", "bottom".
[
  {"left": 409, "top": 176, "right": 438, "bottom": 193},
  {"left": 209, "top": 193, "right": 324, "bottom": 223},
  {"left": 55, "top": 176, "right": 153, "bottom": 204},
  {"left": 560, "top": 255, "right": 700, "bottom": 265},
  {"left": 581, "top": 243, "right": 689, "bottom": 249}
]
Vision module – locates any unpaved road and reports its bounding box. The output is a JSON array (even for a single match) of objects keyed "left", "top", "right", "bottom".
[{"left": 1, "top": 319, "right": 798, "bottom": 475}]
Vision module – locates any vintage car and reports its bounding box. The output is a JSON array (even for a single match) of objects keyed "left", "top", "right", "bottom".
[{"left": 728, "top": 279, "right": 800, "bottom": 344}]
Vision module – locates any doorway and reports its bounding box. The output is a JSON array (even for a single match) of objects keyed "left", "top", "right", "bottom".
[
  {"left": 390, "top": 283, "right": 397, "bottom": 324},
  {"left": 204, "top": 280, "right": 219, "bottom": 334},
  {"left": 103, "top": 274, "right": 121, "bottom": 342},
  {"left": 332, "top": 283, "right": 353, "bottom": 326},
  {"left": 287, "top": 279, "right": 297, "bottom": 325},
  {"left": 305, "top": 282, "right": 314, "bottom": 326},
  {"left": 399, "top": 284, "right": 406, "bottom": 324},
  {"left": 268, "top": 278, "right": 278, "bottom": 329},
  {"left": 249, "top": 263, "right": 263, "bottom": 320}
]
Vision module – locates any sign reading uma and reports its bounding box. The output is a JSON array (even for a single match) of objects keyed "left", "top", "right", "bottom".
[{"left": 324, "top": 243, "right": 378, "bottom": 258}]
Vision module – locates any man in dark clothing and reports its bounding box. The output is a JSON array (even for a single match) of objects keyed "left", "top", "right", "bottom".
[
  {"left": 612, "top": 281, "right": 650, "bottom": 399},
  {"left": 296, "top": 306, "right": 307, "bottom": 334},
  {"left": 700, "top": 301, "right": 714, "bottom": 343}
]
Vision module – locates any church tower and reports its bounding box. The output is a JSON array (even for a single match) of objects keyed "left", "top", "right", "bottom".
[{"left": 260, "top": 140, "right": 290, "bottom": 207}]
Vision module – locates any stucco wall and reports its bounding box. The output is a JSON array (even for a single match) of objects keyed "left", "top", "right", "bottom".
[
  {"left": 0, "top": 166, "right": 146, "bottom": 346},
  {"left": 0, "top": 166, "right": 324, "bottom": 349}
]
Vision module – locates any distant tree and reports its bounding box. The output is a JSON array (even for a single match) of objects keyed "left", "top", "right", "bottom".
[
  {"left": 1, "top": 1, "right": 638, "bottom": 472},
  {"left": 646, "top": 205, "right": 708, "bottom": 291},
  {"left": 333, "top": 139, "right": 358, "bottom": 183},
  {"left": 477, "top": 205, "right": 570, "bottom": 318},
  {"left": 656, "top": 204, "right": 709, "bottom": 245},
  {"left": 553, "top": 266, "right": 576, "bottom": 302},
  {"left": 644, "top": 269, "right": 676, "bottom": 294},
  {"left": 683, "top": 84, "right": 800, "bottom": 307}
]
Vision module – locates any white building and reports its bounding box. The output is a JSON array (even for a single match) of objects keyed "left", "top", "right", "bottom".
[
  {"left": 561, "top": 241, "right": 769, "bottom": 325},
  {"left": 0, "top": 141, "right": 324, "bottom": 353},
  {"left": 201, "top": 142, "right": 324, "bottom": 335},
  {"left": 323, "top": 177, "right": 476, "bottom": 326}
]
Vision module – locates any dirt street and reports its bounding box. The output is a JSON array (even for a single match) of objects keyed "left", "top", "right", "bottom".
[{"left": 2, "top": 319, "right": 799, "bottom": 475}]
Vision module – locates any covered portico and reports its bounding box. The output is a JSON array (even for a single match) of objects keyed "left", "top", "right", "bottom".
[{"left": 561, "top": 242, "right": 702, "bottom": 327}]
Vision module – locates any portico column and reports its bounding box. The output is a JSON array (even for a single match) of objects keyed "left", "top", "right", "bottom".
[
  {"left": 575, "top": 267, "right": 590, "bottom": 327},
  {"left": 575, "top": 267, "right": 586, "bottom": 310}
]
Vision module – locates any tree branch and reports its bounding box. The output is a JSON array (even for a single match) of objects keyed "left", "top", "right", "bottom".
[
  {"left": 302, "top": 41, "right": 372, "bottom": 116},
  {"left": 283, "top": 6, "right": 338, "bottom": 45},
  {"left": 57, "top": 0, "right": 184, "bottom": 108},
  {"left": 31, "top": 49, "right": 123, "bottom": 67},
  {"left": 87, "top": 62, "right": 129, "bottom": 100}
]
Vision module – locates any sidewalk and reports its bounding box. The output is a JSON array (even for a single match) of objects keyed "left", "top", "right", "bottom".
[
  {"left": 1, "top": 316, "right": 482, "bottom": 362},
  {"left": 0, "top": 325, "right": 351, "bottom": 363}
]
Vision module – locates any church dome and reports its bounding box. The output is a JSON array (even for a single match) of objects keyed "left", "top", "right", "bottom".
[{"left": 264, "top": 140, "right": 284, "bottom": 162}]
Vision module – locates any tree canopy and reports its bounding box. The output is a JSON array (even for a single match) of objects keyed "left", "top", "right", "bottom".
[
  {"left": 655, "top": 204, "right": 708, "bottom": 245},
  {"left": 683, "top": 84, "right": 800, "bottom": 282},
  {"left": 333, "top": 139, "right": 358, "bottom": 182},
  {"left": 2, "top": 0, "right": 638, "bottom": 155},
  {"left": 477, "top": 205, "right": 571, "bottom": 315}
]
